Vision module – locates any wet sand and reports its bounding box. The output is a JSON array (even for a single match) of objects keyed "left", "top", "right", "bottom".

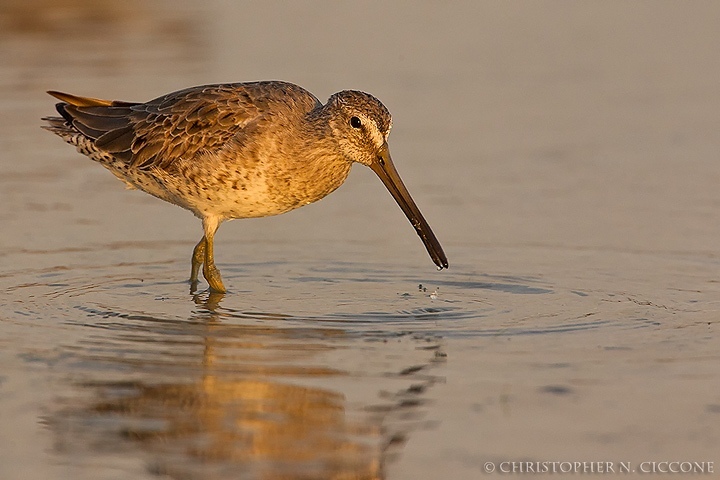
[{"left": 1, "top": 1, "right": 719, "bottom": 479}]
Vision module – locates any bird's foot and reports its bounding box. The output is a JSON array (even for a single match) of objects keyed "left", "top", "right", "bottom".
[
  {"left": 189, "top": 278, "right": 201, "bottom": 294},
  {"left": 203, "top": 264, "right": 226, "bottom": 294},
  {"left": 190, "top": 238, "right": 206, "bottom": 285}
]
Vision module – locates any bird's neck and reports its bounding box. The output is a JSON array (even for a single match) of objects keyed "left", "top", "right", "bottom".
[
  {"left": 281, "top": 103, "right": 348, "bottom": 197},
  {"left": 264, "top": 115, "right": 351, "bottom": 209}
]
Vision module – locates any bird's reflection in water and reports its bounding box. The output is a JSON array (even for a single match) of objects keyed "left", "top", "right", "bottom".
[
  {"left": 196, "top": 290, "right": 226, "bottom": 312},
  {"left": 51, "top": 292, "right": 439, "bottom": 479},
  {"left": 91, "top": 377, "right": 377, "bottom": 479}
]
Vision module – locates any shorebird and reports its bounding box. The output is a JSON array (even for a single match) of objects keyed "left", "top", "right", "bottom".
[{"left": 43, "top": 81, "right": 448, "bottom": 293}]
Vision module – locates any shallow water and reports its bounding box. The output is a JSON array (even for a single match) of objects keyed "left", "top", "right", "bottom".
[{"left": 1, "top": 1, "right": 719, "bottom": 479}]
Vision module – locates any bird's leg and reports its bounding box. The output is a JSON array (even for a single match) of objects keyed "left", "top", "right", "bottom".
[
  {"left": 189, "top": 236, "right": 206, "bottom": 292},
  {"left": 201, "top": 217, "right": 226, "bottom": 293},
  {"left": 204, "top": 236, "right": 226, "bottom": 293}
]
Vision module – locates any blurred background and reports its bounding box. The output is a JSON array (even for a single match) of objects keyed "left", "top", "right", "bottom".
[{"left": 1, "top": 1, "right": 719, "bottom": 479}]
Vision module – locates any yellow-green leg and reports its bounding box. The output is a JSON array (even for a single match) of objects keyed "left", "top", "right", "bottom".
[
  {"left": 201, "top": 217, "right": 226, "bottom": 294},
  {"left": 189, "top": 236, "right": 206, "bottom": 292}
]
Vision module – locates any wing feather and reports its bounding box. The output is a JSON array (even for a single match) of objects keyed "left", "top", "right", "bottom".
[{"left": 47, "top": 82, "right": 321, "bottom": 172}]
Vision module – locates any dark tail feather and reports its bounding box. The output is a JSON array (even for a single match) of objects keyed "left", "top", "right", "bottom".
[
  {"left": 54, "top": 102, "right": 74, "bottom": 123},
  {"left": 41, "top": 115, "right": 73, "bottom": 136},
  {"left": 45, "top": 91, "right": 138, "bottom": 143}
]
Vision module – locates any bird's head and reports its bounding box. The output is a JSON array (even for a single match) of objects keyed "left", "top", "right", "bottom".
[{"left": 326, "top": 90, "right": 392, "bottom": 166}]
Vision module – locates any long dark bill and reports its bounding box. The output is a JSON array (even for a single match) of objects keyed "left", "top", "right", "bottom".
[{"left": 369, "top": 143, "right": 448, "bottom": 270}]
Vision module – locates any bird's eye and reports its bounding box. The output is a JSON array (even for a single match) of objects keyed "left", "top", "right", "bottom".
[{"left": 350, "top": 116, "right": 362, "bottom": 129}]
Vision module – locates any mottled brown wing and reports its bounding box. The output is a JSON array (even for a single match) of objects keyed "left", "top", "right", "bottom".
[{"left": 48, "top": 83, "right": 305, "bottom": 171}]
